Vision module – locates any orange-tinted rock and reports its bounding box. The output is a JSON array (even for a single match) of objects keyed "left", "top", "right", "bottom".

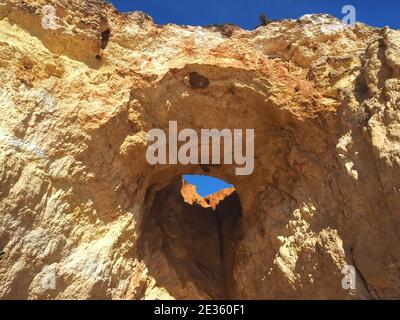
[
  {"left": 0, "top": 0, "right": 400, "bottom": 300},
  {"left": 181, "top": 178, "right": 235, "bottom": 210}
]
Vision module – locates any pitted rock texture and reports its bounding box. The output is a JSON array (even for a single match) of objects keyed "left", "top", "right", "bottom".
[{"left": 0, "top": 0, "right": 400, "bottom": 299}]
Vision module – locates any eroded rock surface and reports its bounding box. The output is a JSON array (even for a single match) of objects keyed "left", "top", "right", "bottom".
[{"left": 0, "top": 0, "right": 400, "bottom": 299}]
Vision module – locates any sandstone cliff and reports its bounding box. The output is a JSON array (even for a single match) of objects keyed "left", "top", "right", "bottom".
[{"left": 0, "top": 0, "right": 400, "bottom": 299}]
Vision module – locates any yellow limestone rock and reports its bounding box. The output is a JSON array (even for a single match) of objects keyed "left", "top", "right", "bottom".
[{"left": 0, "top": 0, "right": 400, "bottom": 299}]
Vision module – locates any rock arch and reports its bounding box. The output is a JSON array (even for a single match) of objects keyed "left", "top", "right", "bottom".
[{"left": 1, "top": 1, "right": 400, "bottom": 299}]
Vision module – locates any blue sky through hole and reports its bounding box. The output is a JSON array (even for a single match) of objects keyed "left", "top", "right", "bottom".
[
  {"left": 109, "top": 0, "right": 400, "bottom": 29},
  {"left": 183, "top": 175, "right": 233, "bottom": 197}
]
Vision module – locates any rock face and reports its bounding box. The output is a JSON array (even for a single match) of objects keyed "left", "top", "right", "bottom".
[{"left": 0, "top": 0, "right": 400, "bottom": 299}]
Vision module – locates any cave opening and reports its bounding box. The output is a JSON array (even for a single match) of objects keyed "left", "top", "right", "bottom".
[{"left": 138, "top": 175, "right": 244, "bottom": 299}]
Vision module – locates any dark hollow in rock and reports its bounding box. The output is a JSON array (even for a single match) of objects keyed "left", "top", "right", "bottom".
[
  {"left": 138, "top": 179, "right": 243, "bottom": 299},
  {"left": 101, "top": 29, "right": 110, "bottom": 49},
  {"left": 189, "top": 72, "right": 210, "bottom": 89}
]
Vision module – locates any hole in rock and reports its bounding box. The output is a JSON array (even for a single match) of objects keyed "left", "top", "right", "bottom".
[
  {"left": 138, "top": 176, "right": 243, "bottom": 299},
  {"left": 101, "top": 29, "right": 110, "bottom": 49},
  {"left": 182, "top": 175, "right": 233, "bottom": 197},
  {"left": 188, "top": 72, "right": 210, "bottom": 89}
]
